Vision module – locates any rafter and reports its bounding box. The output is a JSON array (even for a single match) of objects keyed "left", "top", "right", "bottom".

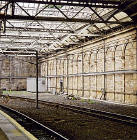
[
  {"left": 0, "top": 0, "right": 120, "bottom": 8},
  {"left": 0, "top": 41, "right": 38, "bottom": 46},
  {"left": 0, "top": 0, "right": 135, "bottom": 56},
  {"left": 0, "top": 14, "right": 133, "bottom": 25},
  {"left": 6, "top": 27, "right": 73, "bottom": 33},
  {"left": 0, "top": 34, "right": 57, "bottom": 40}
]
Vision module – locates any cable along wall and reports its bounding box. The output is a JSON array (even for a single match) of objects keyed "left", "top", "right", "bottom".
[{"left": 41, "top": 27, "right": 137, "bottom": 105}]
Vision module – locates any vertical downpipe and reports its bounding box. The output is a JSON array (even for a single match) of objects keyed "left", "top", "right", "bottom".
[
  {"left": 104, "top": 40, "right": 106, "bottom": 100},
  {"left": 123, "top": 44, "right": 126, "bottom": 103},
  {"left": 47, "top": 60, "right": 49, "bottom": 92},
  {"left": 72, "top": 58, "right": 73, "bottom": 95},
  {"left": 9, "top": 56, "right": 12, "bottom": 90},
  {"left": 77, "top": 55, "right": 78, "bottom": 96},
  {"left": 114, "top": 47, "right": 116, "bottom": 101},
  {"left": 36, "top": 51, "right": 39, "bottom": 109},
  {"left": 82, "top": 48, "right": 84, "bottom": 97},
  {"left": 56, "top": 58, "right": 57, "bottom": 93},
  {"left": 95, "top": 52, "right": 97, "bottom": 99},
  {"left": 67, "top": 55, "right": 69, "bottom": 94}
]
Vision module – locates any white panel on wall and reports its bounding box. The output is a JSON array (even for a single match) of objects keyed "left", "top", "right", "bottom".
[{"left": 27, "top": 78, "right": 47, "bottom": 92}]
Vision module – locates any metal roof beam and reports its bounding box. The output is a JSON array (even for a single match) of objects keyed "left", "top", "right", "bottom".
[
  {"left": 0, "top": 41, "right": 50, "bottom": 46},
  {"left": 0, "top": 0, "right": 120, "bottom": 8},
  {"left": 0, "top": 35, "right": 56, "bottom": 40},
  {"left": 6, "top": 27, "right": 73, "bottom": 33},
  {"left": 0, "top": 52, "right": 36, "bottom": 55},
  {"left": 0, "top": 14, "right": 133, "bottom": 25},
  {"left": 0, "top": 41, "right": 31, "bottom": 44},
  {"left": 1, "top": 48, "right": 35, "bottom": 52}
]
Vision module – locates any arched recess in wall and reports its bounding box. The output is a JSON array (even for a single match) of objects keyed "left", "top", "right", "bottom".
[
  {"left": 61, "top": 58, "right": 65, "bottom": 93},
  {"left": 56, "top": 59, "right": 62, "bottom": 92},
  {"left": 75, "top": 54, "right": 79, "bottom": 96},
  {"left": 124, "top": 39, "right": 137, "bottom": 104},
  {"left": 45, "top": 62, "right": 48, "bottom": 77},
  {"left": 83, "top": 51, "right": 91, "bottom": 98},
  {"left": 55, "top": 59, "right": 59, "bottom": 93},
  {"left": 105, "top": 46, "right": 115, "bottom": 101},
  {"left": 89, "top": 50, "right": 98, "bottom": 99},
  {"left": 115, "top": 42, "right": 125, "bottom": 103},
  {"left": 77, "top": 53, "right": 83, "bottom": 97},
  {"left": 63, "top": 56, "right": 67, "bottom": 93},
  {"left": 67, "top": 54, "right": 72, "bottom": 95},
  {"left": 50, "top": 61, "right": 54, "bottom": 76},
  {"left": 70, "top": 54, "right": 75, "bottom": 95},
  {"left": 72, "top": 54, "right": 78, "bottom": 96},
  {"left": 48, "top": 61, "right": 53, "bottom": 92},
  {"left": 60, "top": 59, "right": 64, "bottom": 76},
  {"left": 52, "top": 61, "right": 56, "bottom": 75},
  {"left": 41, "top": 63, "right": 44, "bottom": 76},
  {"left": 96, "top": 47, "right": 104, "bottom": 99},
  {"left": 51, "top": 61, "right": 56, "bottom": 93}
]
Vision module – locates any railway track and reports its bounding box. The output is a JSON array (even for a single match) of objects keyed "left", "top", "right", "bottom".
[
  {"left": 4, "top": 95, "right": 137, "bottom": 126},
  {"left": 0, "top": 104, "right": 68, "bottom": 140}
]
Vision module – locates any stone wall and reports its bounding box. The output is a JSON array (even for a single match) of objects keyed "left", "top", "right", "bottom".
[
  {"left": 41, "top": 26, "right": 137, "bottom": 104},
  {"left": 0, "top": 56, "right": 36, "bottom": 90}
]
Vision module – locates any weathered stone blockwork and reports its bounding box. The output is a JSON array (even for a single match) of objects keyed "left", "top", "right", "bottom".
[
  {"left": 41, "top": 27, "right": 137, "bottom": 104},
  {"left": 0, "top": 56, "right": 36, "bottom": 90}
]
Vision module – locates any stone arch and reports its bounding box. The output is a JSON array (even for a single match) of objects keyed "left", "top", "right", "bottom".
[
  {"left": 114, "top": 43, "right": 125, "bottom": 103},
  {"left": 83, "top": 51, "right": 91, "bottom": 73},
  {"left": 96, "top": 47, "right": 104, "bottom": 99},
  {"left": 125, "top": 40, "right": 136, "bottom": 70},
  {"left": 106, "top": 46, "right": 116, "bottom": 71},
  {"left": 76, "top": 53, "right": 83, "bottom": 97},
  {"left": 124, "top": 40, "right": 136, "bottom": 103},
  {"left": 105, "top": 46, "right": 116, "bottom": 101},
  {"left": 96, "top": 47, "right": 104, "bottom": 72},
  {"left": 48, "top": 61, "right": 53, "bottom": 76}
]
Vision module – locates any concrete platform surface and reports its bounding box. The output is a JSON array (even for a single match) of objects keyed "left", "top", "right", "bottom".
[{"left": 0, "top": 110, "right": 36, "bottom": 140}]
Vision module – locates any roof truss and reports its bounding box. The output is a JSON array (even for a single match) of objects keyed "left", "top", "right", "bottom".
[{"left": 0, "top": 0, "right": 135, "bottom": 56}]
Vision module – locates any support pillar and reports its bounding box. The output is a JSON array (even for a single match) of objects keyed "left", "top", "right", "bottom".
[{"left": 136, "top": 29, "right": 137, "bottom": 104}]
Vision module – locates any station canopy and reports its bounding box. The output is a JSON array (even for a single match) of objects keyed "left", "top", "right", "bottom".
[{"left": 0, "top": 0, "right": 136, "bottom": 56}]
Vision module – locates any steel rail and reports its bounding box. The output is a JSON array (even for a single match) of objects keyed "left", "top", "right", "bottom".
[
  {"left": 0, "top": 104, "right": 69, "bottom": 140},
  {"left": 3, "top": 95, "right": 137, "bottom": 126}
]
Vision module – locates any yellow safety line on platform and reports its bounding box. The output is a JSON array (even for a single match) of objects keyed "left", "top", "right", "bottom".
[{"left": 0, "top": 110, "right": 38, "bottom": 140}]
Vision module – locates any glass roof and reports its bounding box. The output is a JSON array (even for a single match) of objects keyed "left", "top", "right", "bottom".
[{"left": 0, "top": 1, "right": 133, "bottom": 55}]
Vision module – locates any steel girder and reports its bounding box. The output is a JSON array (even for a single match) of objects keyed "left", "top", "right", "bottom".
[
  {"left": 0, "top": 14, "right": 133, "bottom": 25},
  {"left": 6, "top": 27, "right": 73, "bottom": 33},
  {"left": 0, "top": 0, "right": 134, "bottom": 56},
  {"left": 0, "top": 35, "right": 56, "bottom": 40},
  {"left": 0, "top": 0, "right": 120, "bottom": 8}
]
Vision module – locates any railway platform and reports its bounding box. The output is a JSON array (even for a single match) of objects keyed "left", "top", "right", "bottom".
[
  {"left": 5, "top": 92, "right": 137, "bottom": 118},
  {"left": 0, "top": 109, "right": 36, "bottom": 140}
]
